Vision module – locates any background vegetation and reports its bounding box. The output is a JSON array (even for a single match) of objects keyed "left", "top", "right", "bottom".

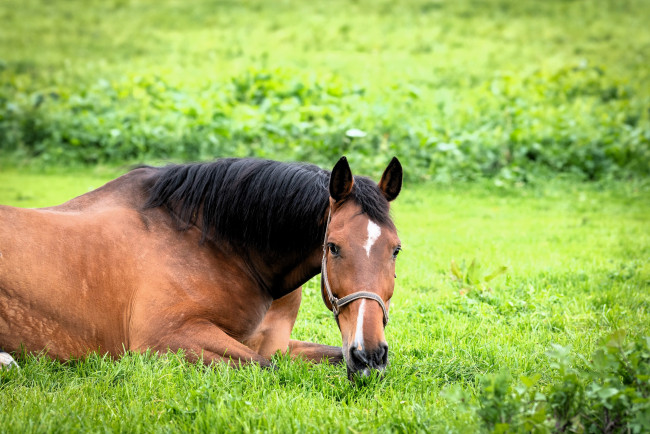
[
  {"left": 1, "top": 0, "right": 649, "bottom": 432},
  {"left": 1, "top": 0, "right": 649, "bottom": 181}
]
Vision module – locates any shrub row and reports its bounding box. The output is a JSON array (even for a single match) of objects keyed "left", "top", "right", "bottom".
[{"left": 1, "top": 66, "right": 648, "bottom": 181}]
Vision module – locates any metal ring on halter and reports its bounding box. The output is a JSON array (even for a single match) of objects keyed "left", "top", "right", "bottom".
[{"left": 320, "top": 208, "right": 389, "bottom": 326}]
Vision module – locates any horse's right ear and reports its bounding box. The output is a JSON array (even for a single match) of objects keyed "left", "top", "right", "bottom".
[{"left": 329, "top": 156, "right": 354, "bottom": 202}]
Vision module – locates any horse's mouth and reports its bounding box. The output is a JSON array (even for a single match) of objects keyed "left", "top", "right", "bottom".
[{"left": 346, "top": 364, "right": 387, "bottom": 381}]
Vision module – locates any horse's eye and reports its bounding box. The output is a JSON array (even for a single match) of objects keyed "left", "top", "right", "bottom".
[
  {"left": 393, "top": 247, "right": 401, "bottom": 259},
  {"left": 328, "top": 243, "right": 340, "bottom": 256}
]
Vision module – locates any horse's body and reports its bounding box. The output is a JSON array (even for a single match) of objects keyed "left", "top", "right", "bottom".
[{"left": 0, "top": 158, "right": 402, "bottom": 377}]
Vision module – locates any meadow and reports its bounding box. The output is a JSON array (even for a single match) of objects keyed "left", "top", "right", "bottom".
[{"left": 1, "top": 0, "right": 650, "bottom": 432}]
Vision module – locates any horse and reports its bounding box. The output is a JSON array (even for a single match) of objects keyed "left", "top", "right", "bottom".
[{"left": 0, "top": 156, "right": 402, "bottom": 379}]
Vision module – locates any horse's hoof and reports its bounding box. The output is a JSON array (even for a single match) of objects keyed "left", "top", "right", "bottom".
[{"left": 0, "top": 352, "right": 19, "bottom": 370}]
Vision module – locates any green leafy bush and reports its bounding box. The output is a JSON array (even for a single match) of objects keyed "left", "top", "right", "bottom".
[
  {"left": 466, "top": 332, "right": 650, "bottom": 433},
  {"left": 1, "top": 65, "right": 648, "bottom": 181}
]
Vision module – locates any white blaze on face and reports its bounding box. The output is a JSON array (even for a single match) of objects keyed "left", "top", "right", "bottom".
[
  {"left": 354, "top": 299, "right": 366, "bottom": 350},
  {"left": 364, "top": 220, "right": 381, "bottom": 257}
]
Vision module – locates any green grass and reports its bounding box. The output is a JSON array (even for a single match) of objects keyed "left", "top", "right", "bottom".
[
  {"left": 3, "top": 0, "right": 648, "bottom": 87},
  {"left": 1, "top": 171, "right": 649, "bottom": 432}
]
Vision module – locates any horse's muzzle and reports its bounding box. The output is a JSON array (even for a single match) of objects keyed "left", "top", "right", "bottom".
[{"left": 346, "top": 342, "right": 388, "bottom": 379}]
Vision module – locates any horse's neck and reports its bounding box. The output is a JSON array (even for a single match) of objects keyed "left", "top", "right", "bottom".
[
  {"left": 236, "top": 241, "right": 323, "bottom": 300},
  {"left": 274, "top": 246, "right": 324, "bottom": 298},
  {"left": 43, "top": 166, "right": 326, "bottom": 298}
]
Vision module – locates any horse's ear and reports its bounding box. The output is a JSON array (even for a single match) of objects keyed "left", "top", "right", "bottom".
[
  {"left": 329, "top": 156, "right": 354, "bottom": 202},
  {"left": 378, "top": 157, "right": 402, "bottom": 202}
]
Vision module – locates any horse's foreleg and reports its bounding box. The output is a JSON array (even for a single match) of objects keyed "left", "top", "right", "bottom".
[
  {"left": 287, "top": 340, "right": 344, "bottom": 364},
  {"left": 143, "top": 320, "right": 271, "bottom": 368},
  {"left": 243, "top": 288, "right": 302, "bottom": 359},
  {"left": 241, "top": 288, "right": 344, "bottom": 365}
]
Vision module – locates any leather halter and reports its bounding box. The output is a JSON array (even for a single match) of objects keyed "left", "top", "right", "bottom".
[{"left": 320, "top": 208, "right": 390, "bottom": 326}]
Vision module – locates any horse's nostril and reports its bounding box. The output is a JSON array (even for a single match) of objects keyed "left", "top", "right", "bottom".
[{"left": 349, "top": 346, "right": 368, "bottom": 366}]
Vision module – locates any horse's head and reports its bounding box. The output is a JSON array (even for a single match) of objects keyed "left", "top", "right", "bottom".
[{"left": 322, "top": 157, "right": 402, "bottom": 379}]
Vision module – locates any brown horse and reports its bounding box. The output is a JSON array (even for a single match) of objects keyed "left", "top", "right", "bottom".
[{"left": 0, "top": 156, "right": 402, "bottom": 378}]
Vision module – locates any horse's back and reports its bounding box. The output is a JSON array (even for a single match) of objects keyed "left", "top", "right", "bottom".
[{"left": 41, "top": 166, "right": 157, "bottom": 212}]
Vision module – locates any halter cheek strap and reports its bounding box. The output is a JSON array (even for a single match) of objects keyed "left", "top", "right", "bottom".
[{"left": 321, "top": 208, "right": 390, "bottom": 326}]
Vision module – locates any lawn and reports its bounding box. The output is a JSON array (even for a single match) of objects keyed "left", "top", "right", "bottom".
[{"left": 1, "top": 171, "right": 649, "bottom": 432}]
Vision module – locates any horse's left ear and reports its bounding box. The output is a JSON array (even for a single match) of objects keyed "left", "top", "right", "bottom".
[{"left": 378, "top": 157, "right": 402, "bottom": 202}]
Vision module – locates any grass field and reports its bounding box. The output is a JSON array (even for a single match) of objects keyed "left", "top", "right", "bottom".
[
  {"left": 2, "top": 0, "right": 650, "bottom": 431},
  {"left": 1, "top": 171, "right": 649, "bottom": 432}
]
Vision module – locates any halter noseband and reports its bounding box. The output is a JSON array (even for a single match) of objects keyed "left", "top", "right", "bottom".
[{"left": 321, "top": 208, "right": 390, "bottom": 326}]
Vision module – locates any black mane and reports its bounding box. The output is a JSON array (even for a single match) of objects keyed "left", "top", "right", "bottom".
[{"left": 142, "top": 158, "right": 393, "bottom": 257}]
